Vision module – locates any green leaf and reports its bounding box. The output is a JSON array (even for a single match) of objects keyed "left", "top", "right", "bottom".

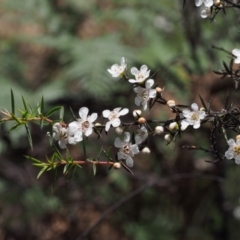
[
  {"left": 11, "top": 113, "right": 21, "bottom": 124},
  {"left": 93, "top": 164, "right": 97, "bottom": 176},
  {"left": 8, "top": 123, "right": 22, "bottom": 133},
  {"left": 22, "top": 96, "right": 28, "bottom": 112},
  {"left": 59, "top": 106, "right": 64, "bottom": 121},
  {"left": 25, "top": 155, "right": 42, "bottom": 163},
  {"left": 51, "top": 144, "right": 63, "bottom": 161},
  {"left": 25, "top": 124, "right": 33, "bottom": 151},
  {"left": 97, "top": 146, "right": 103, "bottom": 160},
  {"left": 46, "top": 106, "right": 62, "bottom": 118},
  {"left": 11, "top": 89, "right": 15, "bottom": 115},
  {"left": 63, "top": 164, "right": 69, "bottom": 174},
  {"left": 199, "top": 95, "right": 207, "bottom": 111},
  {"left": 40, "top": 96, "right": 44, "bottom": 114},
  {"left": 37, "top": 167, "right": 48, "bottom": 179}
]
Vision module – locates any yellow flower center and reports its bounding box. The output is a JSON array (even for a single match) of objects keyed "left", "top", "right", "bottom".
[{"left": 234, "top": 145, "right": 240, "bottom": 155}]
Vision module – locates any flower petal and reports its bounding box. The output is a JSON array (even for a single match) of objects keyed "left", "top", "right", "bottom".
[
  {"left": 79, "top": 107, "right": 89, "bottom": 119},
  {"left": 119, "top": 108, "right": 129, "bottom": 116},
  {"left": 126, "top": 156, "right": 134, "bottom": 167},
  {"left": 149, "top": 89, "right": 157, "bottom": 98},
  {"left": 232, "top": 49, "right": 240, "bottom": 57},
  {"left": 103, "top": 110, "right": 110, "bottom": 118},
  {"left": 134, "top": 87, "right": 143, "bottom": 93},
  {"left": 195, "top": 0, "right": 202, "bottom": 6},
  {"left": 112, "top": 118, "right": 121, "bottom": 127},
  {"left": 115, "top": 138, "right": 123, "bottom": 148},
  {"left": 145, "top": 79, "right": 154, "bottom": 89},
  {"left": 227, "top": 139, "right": 236, "bottom": 147},
  {"left": 68, "top": 121, "right": 79, "bottom": 135},
  {"left": 89, "top": 113, "right": 98, "bottom": 122},
  {"left": 135, "top": 96, "right": 142, "bottom": 106},
  {"left": 204, "top": 0, "right": 213, "bottom": 7},
  {"left": 131, "top": 67, "right": 138, "bottom": 76},
  {"left": 123, "top": 132, "right": 131, "bottom": 142},
  {"left": 140, "top": 65, "right": 148, "bottom": 73},
  {"left": 105, "top": 121, "right": 111, "bottom": 131},
  {"left": 225, "top": 150, "right": 234, "bottom": 159},
  {"left": 131, "top": 144, "right": 139, "bottom": 155},
  {"left": 129, "top": 79, "right": 137, "bottom": 83},
  {"left": 191, "top": 103, "right": 199, "bottom": 111}
]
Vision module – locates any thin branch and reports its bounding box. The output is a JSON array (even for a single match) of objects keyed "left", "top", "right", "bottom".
[{"left": 75, "top": 172, "right": 224, "bottom": 240}]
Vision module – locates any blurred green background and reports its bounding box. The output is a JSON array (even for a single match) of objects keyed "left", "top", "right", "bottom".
[{"left": 1, "top": 0, "right": 240, "bottom": 239}]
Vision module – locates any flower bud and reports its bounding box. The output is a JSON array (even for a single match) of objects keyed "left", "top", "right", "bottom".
[
  {"left": 169, "top": 122, "right": 178, "bottom": 131},
  {"left": 113, "top": 162, "right": 121, "bottom": 169},
  {"left": 142, "top": 147, "right": 151, "bottom": 154},
  {"left": 167, "top": 100, "right": 175, "bottom": 107},
  {"left": 138, "top": 117, "right": 146, "bottom": 124},
  {"left": 164, "top": 134, "right": 172, "bottom": 143},
  {"left": 95, "top": 122, "right": 102, "bottom": 127},
  {"left": 155, "top": 126, "right": 164, "bottom": 134},
  {"left": 156, "top": 87, "right": 162, "bottom": 93},
  {"left": 133, "top": 109, "right": 142, "bottom": 118},
  {"left": 214, "top": 0, "right": 222, "bottom": 7},
  {"left": 236, "top": 135, "right": 240, "bottom": 141},
  {"left": 115, "top": 127, "right": 123, "bottom": 135}
]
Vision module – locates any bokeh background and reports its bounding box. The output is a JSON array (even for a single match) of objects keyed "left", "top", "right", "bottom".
[{"left": 1, "top": 0, "right": 240, "bottom": 239}]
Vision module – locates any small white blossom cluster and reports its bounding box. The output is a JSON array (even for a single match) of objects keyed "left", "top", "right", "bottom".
[
  {"left": 51, "top": 106, "right": 128, "bottom": 145},
  {"left": 50, "top": 105, "right": 146, "bottom": 167},
  {"left": 51, "top": 59, "right": 210, "bottom": 168},
  {"left": 195, "top": 0, "right": 214, "bottom": 18},
  {"left": 108, "top": 57, "right": 157, "bottom": 111}
]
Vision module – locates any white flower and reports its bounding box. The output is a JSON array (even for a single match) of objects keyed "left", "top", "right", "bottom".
[
  {"left": 52, "top": 123, "right": 68, "bottom": 149},
  {"left": 135, "top": 126, "right": 148, "bottom": 145},
  {"left": 68, "top": 107, "right": 98, "bottom": 144},
  {"left": 107, "top": 57, "right": 127, "bottom": 77},
  {"left": 129, "top": 65, "right": 150, "bottom": 83},
  {"left": 114, "top": 132, "right": 139, "bottom": 167},
  {"left": 225, "top": 139, "right": 240, "bottom": 164},
  {"left": 102, "top": 107, "right": 129, "bottom": 132},
  {"left": 195, "top": 0, "right": 213, "bottom": 7},
  {"left": 232, "top": 49, "right": 240, "bottom": 64},
  {"left": 134, "top": 79, "right": 157, "bottom": 110},
  {"left": 201, "top": 7, "right": 212, "bottom": 18},
  {"left": 181, "top": 103, "right": 206, "bottom": 130}
]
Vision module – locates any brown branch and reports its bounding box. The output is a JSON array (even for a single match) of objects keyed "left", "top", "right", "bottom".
[{"left": 75, "top": 172, "right": 224, "bottom": 240}]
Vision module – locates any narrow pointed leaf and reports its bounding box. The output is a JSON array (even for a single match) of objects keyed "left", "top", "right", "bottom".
[
  {"left": 11, "top": 89, "right": 15, "bottom": 115},
  {"left": 46, "top": 106, "right": 62, "bottom": 118},
  {"left": 41, "top": 96, "right": 44, "bottom": 114},
  {"left": 59, "top": 106, "right": 64, "bottom": 120},
  {"left": 199, "top": 94, "right": 207, "bottom": 111},
  {"left": 93, "top": 164, "right": 97, "bottom": 176},
  {"left": 11, "top": 113, "right": 21, "bottom": 124},
  {"left": 63, "top": 164, "right": 69, "bottom": 174},
  {"left": 22, "top": 96, "right": 28, "bottom": 112},
  {"left": 37, "top": 167, "right": 47, "bottom": 179},
  {"left": 52, "top": 144, "right": 63, "bottom": 161},
  {"left": 25, "top": 155, "right": 42, "bottom": 163},
  {"left": 8, "top": 123, "right": 22, "bottom": 133},
  {"left": 25, "top": 124, "right": 33, "bottom": 151}
]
